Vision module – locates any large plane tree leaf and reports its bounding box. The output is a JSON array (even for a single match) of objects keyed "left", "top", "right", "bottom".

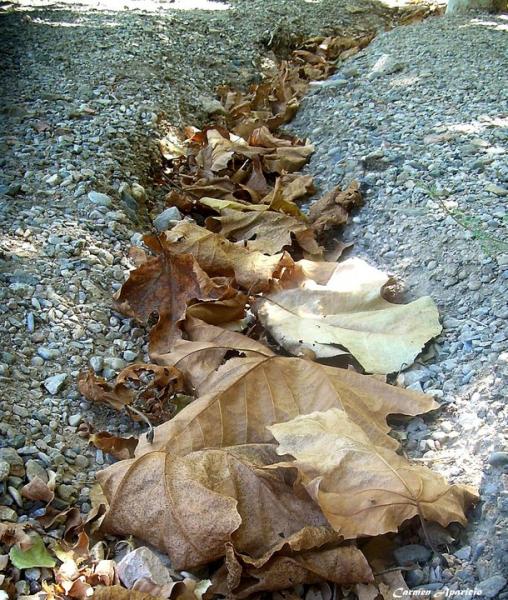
[
  {"left": 269, "top": 409, "right": 478, "bottom": 538},
  {"left": 257, "top": 257, "right": 442, "bottom": 374}
]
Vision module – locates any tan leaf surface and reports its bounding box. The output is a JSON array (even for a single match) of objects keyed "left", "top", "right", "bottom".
[
  {"left": 262, "top": 144, "right": 315, "bottom": 174},
  {"left": 154, "top": 222, "right": 294, "bottom": 292},
  {"left": 126, "top": 321, "right": 438, "bottom": 457},
  {"left": 98, "top": 444, "right": 338, "bottom": 570},
  {"left": 269, "top": 409, "right": 478, "bottom": 538},
  {"left": 308, "top": 181, "right": 363, "bottom": 237},
  {"left": 206, "top": 209, "right": 322, "bottom": 255},
  {"left": 257, "top": 257, "right": 442, "bottom": 374},
  {"left": 113, "top": 249, "right": 227, "bottom": 353}
]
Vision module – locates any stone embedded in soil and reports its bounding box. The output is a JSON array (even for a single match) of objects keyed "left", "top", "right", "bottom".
[
  {"left": 88, "top": 191, "right": 113, "bottom": 207},
  {"left": 393, "top": 544, "right": 432, "bottom": 567},
  {"left": 479, "top": 575, "right": 507, "bottom": 598},
  {"left": 153, "top": 206, "right": 182, "bottom": 231}
]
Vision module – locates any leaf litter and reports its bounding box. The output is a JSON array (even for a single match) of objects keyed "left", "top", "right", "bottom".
[{"left": 4, "top": 20, "right": 477, "bottom": 600}]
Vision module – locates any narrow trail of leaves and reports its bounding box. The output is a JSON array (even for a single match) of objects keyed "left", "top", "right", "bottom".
[{"left": 2, "top": 10, "right": 477, "bottom": 600}]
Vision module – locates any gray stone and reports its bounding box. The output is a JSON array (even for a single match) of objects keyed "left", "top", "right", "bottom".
[
  {"left": 57, "top": 484, "right": 76, "bottom": 502},
  {"left": 90, "top": 356, "right": 104, "bottom": 373},
  {"left": 88, "top": 191, "right": 113, "bottom": 207},
  {"left": 488, "top": 452, "right": 508, "bottom": 467},
  {"left": 13, "top": 405, "right": 29, "bottom": 418},
  {"left": 123, "top": 350, "right": 138, "bottom": 362},
  {"left": 394, "top": 544, "right": 432, "bottom": 566},
  {"left": 0, "top": 459, "right": 10, "bottom": 481},
  {"left": 454, "top": 545, "right": 471, "bottom": 560},
  {"left": 0, "top": 506, "right": 17, "bottom": 522},
  {"left": 43, "top": 373, "right": 67, "bottom": 395},
  {"left": 0, "top": 448, "right": 24, "bottom": 477},
  {"left": 153, "top": 206, "right": 182, "bottom": 231},
  {"left": 37, "top": 346, "right": 59, "bottom": 360},
  {"left": 25, "top": 459, "right": 48, "bottom": 483},
  {"left": 117, "top": 546, "right": 174, "bottom": 588},
  {"left": 479, "top": 575, "right": 507, "bottom": 598},
  {"left": 68, "top": 413, "right": 82, "bottom": 427}
]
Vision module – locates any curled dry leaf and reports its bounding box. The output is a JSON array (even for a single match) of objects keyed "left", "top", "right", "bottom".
[
  {"left": 308, "top": 181, "right": 363, "bottom": 237},
  {"left": 205, "top": 208, "right": 322, "bottom": 256},
  {"left": 78, "top": 364, "right": 184, "bottom": 422},
  {"left": 113, "top": 248, "right": 231, "bottom": 354},
  {"left": 211, "top": 543, "right": 372, "bottom": 598},
  {"left": 115, "top": 320, "right": 437, "bottom": 459},
  {"left": 0, "top": 522, "right": 33, "bottom": 550},
  {"left": 89, "top": 432, "right": 138, "bottom": 460},
  {"left": 98, "top": 444, "right": 340, "bottom": 570},
  {"left": 269, "top": 409, "right": 478, "bottom": 538},
  {"left": 152, "top": 222, "right": 294, "bottom": 292},
  {"left": 257, "top": 257, "right": 442, "bottom": 374}
]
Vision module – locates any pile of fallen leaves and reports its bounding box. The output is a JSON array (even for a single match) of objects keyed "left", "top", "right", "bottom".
[{"left": 1, "top": 29, "right": 477, "bottom": 600}]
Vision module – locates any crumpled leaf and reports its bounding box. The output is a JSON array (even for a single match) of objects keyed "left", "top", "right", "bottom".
[
  {"left": 257, "top": 257, "right": 442, "bottom": 374},
  {"left": 98, "top": 444, "right": 341, "bottom": 570},
  {"left": 152, "top": 222, "right": 294, "bottom": 292},
  {"left": 262, "top": 143, "right": 315, "bottom": 174},
  {"left": 122, "top": 320, "right": 437, "bottom": 457},
  {"left": 9, "top": 532, "right": 56, "bottom": 568},
  {"left": 78, "top": 364, "right": 184, "bottom": 421},
  {"left": 0, "top": 523, "right": 33, "bottom": 550},
  {"left": 211, "top": 543, "right": 372, "bottom": 598},
  {"left": 89, "top": 432, "right": 138, "bottom": 460},
  {"left": 308, "top": 181, "right": 363, "bottom": 237},
  {"left": 206, "top": 209, "right": 322, "bottom": 255},
  {"left": 197, "top": 196, "right": 268, "bottom": 213},
  {"left": 269, "top": 409, "right": 478, "bottom": 538},
  {"left": 113, "top": 249, "right": 230, "bottom": 353}
]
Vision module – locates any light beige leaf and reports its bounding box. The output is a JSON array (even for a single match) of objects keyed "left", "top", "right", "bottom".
[
  {"left": 152, "top": 222, "right": 294, "bottom": 292},
  {"left": 257, "top": 257, "right": 442, "bottom": 374},
  {"left": 268, "top": 409, "right": 478, "bottom": 539},
  {"left": 206, "top": 209, "right": 322, "bottom": 256},
  {"left": 128, "top": 321, "right": 438, "bottom": 457},
  {"left": 198, "top": 197, "right": 268, "bottom": 213}
]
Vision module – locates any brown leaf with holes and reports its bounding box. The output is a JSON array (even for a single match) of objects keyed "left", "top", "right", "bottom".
[
  {"left": 89, "top": 432, "right": 138, "bottom": 460},
  {"left": 269, "top": 409, "right": 478, "bottom": 539},
  {"left": 78, "top": 364, "right": 184, "bottom": 423},
  {"left": 98, "top": 444, "right": 341, "bottom": 570},
  {"left": 308, "top": 181, "right": 363, "bottom": 236},
  {"left": 151, "top": 222, "right": 294, "bottom": 292},
  {"left": 113, "top": 249, "right": 230, "bottom": 353}
]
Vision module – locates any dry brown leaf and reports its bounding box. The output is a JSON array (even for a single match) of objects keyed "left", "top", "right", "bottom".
[
  {"left": 206, "top": 209, "right": 322, "bottom": 256},
  {"left": 263, "top": 173, "right": 315, "bottom": 207},
  {"left": 113, "top": 249, "right": 229, "bottom": 353},
  {"left": 308, "top": 181, "right": 363, "bottom": 237},
  {"left": 0, "top": 522, "right": 32, "bottom": 550},
  {"left": 257, "top": 257, "right": 442, "bottom": 374},
  {"left": 78, "top": 364, "right": 184, "bottom": 421},
  {"left": 211, "top": 542, "right": 372, "bottom": 598},
  {"left": 119, "top": 321, "right": 438, "bottom": 458},
  {"left": 248, "top": 126, "right": 293, "bottom": 148},
  {"left": 89, "top": 432, "right": 138, "bottom": 460},
  {"left": 262, "top": 144, "right": 315, "bottom": 174},
  {"left": 98, "top": 444, "right": 340, "bottom": 570},
  {"left": 153, "top": 222, "right": 294, "bottom": 292},
  {"left": 269, "top": 408, "right": 478, "bottom": 538}
]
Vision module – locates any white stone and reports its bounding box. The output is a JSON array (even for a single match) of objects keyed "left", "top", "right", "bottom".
[
  {"left": 88, "top": 191, "right": 113, "bottom": 207},
  {"left": 117, "top": 547, "right": 173, "bottom": 588},
  {"left": 43, "top": 373, "right": 67, "bottom": 395}
]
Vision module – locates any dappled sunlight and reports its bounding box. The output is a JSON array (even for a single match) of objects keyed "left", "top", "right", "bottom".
[
  {"left": 5, "top": 0, "right": 230, "bottom": 14},
  {"left": 459, "top": 14, "right": 508, "bottom": 32}
]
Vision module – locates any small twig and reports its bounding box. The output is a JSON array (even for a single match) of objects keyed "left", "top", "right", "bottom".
[{"left": 126, "top": 405, "right": 154, "bottom": 443}]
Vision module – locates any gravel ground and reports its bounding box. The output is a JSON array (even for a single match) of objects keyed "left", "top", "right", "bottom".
[
  {"left": 291, "top": 13, "right": 508, "bottom": 598},
  {"left": 1, "top": 0, "right": 507, "bottom": 598}
]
